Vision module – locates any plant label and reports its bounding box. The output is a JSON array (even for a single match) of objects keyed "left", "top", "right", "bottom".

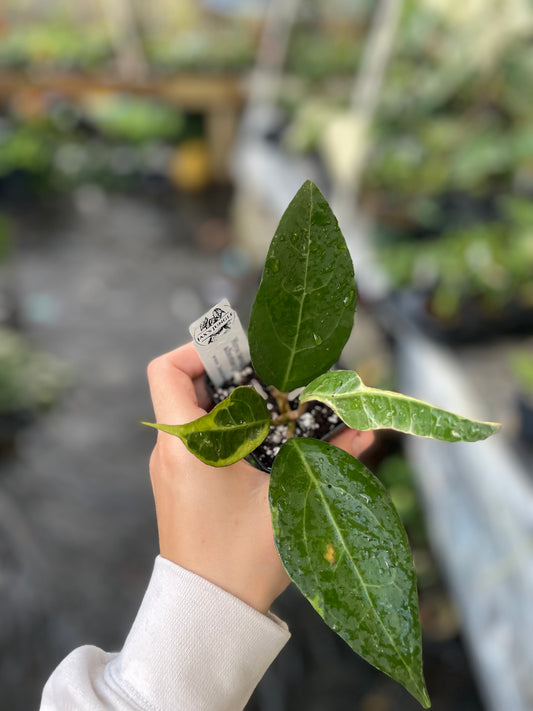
[{"left": 189, "top": 299, "right": 250, "bottom": 386}]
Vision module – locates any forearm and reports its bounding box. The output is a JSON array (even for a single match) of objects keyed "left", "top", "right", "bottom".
[{"left": 40, "top": 557, "right": 290, "bottom": 711}]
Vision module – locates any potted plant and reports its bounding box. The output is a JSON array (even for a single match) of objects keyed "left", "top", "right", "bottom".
[
  {"left": 144, "top": 181, "right": 499, "bottom": 707},
  {"left": 378, "top": 219, "right": 533, "bottom": 344}
]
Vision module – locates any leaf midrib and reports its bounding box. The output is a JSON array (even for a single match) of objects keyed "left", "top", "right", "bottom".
[
  {"left": 279, "top": 185, "right": 313, "bottom": 390},
  {"left": 187, "top": 418, "right": 267, "bottom": 432},
  {"left": 313, "top": 386, "right": 498, "bottom": 436}
]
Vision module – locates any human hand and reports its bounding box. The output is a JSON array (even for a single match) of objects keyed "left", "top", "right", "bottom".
[{"left": 147, "top": 343, "right": 374, "bottom": 614}]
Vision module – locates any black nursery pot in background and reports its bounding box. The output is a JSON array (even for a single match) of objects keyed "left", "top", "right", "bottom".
[
  {"left": 393, "top": 290, "right": 533, "bottom": 346},
  {"left": 206, "top": 365, "right": 344, "bottom": 472},
  {"left": 517, "top": 394, "right": 533, "bottom": 444},
  {"left": 0, "top": 410, "right": 33, "bottom": 455}
]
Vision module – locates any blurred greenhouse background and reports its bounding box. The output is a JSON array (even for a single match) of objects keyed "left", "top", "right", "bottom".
[{"left": 0, "top": 1, "right": 532, "bottom": 710}]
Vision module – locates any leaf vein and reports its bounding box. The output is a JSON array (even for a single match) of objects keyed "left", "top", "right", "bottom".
[
  {"left": 301, "top": 482, "right": 322, "bottom": 596},
  {"left": 281, "top": 189, "right": 313, "bottom": 389}
]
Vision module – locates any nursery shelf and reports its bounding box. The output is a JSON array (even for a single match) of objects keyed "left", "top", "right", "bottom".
[
  {"left": 0, "top": 70, "right": 245, "bottom": 181},
  {"left": 0, "top": 70, "right": 244, "bottom": 109}
]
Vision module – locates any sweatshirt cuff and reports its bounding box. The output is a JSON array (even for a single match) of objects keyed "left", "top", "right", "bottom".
[{"left": 106, "top": 556, "right": 290, "bottom": 711}]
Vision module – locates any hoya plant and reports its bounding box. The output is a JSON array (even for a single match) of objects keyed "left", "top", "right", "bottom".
[{"left": 145, "top": 181, "right": 499, "bottom": 707}]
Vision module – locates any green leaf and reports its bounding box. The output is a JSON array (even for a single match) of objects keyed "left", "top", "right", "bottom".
[
  {"left": 301, "top": 370, "right": 500, "bottom": 442},
  {"left": 142, "top": 386, "right": 270, "bottom": 467},
  {"left": 248, "top": 180, "right": 356, "bottom": 391},
  {"left": 269, "top": 438, "right": 430, "bottom": 708}
]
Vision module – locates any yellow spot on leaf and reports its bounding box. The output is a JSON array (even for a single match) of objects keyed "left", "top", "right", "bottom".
[{"left": 324, "top": 542, "right": 337, "bottom": 566}]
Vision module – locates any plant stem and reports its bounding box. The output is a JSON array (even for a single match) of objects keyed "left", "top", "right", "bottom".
[
  {"left": 271, "top": 400, "right": 309, "bottom": 426},
  {"left": 269, "top": 386, "right": 291, "bottom": 415}
]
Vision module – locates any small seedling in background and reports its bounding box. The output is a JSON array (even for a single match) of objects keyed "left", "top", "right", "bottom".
[{"left": 144, "top": 181, "right": 500, "bottom": 708}]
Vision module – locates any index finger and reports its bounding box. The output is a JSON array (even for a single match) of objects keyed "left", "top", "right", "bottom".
[
  {"left": 328, "top": 427, "right": 375, "bottom": 459},
  {"left": 147, "top": 342, "right": 207, "bottom": 424}
]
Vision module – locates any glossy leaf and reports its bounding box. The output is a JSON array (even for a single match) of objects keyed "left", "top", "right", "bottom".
[
  {"left": 142, "top": 386, "right": 270, "bottom": 467},
  {"left": 269, "top": 438, "right": 430, "bottom": 707},
  {"left": 301, "top": 370, "right": 500, "bottom": 442},
  {"left": 248, "top": 180, "right": 356, "bottom": 391}
]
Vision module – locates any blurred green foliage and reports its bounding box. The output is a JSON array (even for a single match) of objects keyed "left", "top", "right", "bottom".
[
  {"left": 510, "top": 348, "right": 533, "bottom": 396},
  {"left": 379, "top": 215, "right": 533, "bottom": 320},
  {"left": 0, "top": 327, "right": 68, "bottom": 415},
  {"left": 82, "top": 95, "right": 184, "bottom": 144},
  {"left": 0, "top": 122, "right": 55, "bottom": 179},
  {"left": 0, "top": 13, "right": 372, "bottom": 76},
  {"left": 280, "top": 2, "right": 533, "bottom": 323},
  {"left": 0, "top": 215, "right": 13, "bottom": 263},
  {"left": 376, "top": 453, "right": 421, "bottom": 534},
  {"left": 0, "top": 94, "right": 192, "bottom": 193},
  {"left": 365, "top": 4, "right": 533, "bottom": 321},
  {"left": 0, "top": 24, "right": 112, "bottom": 71},
  {"left": 287, "top": 30, "right": 362, "bottom": 79},
  {"left": 147, "top": 28, "right": 255, "bottom": 73},
  {"left": 0, "top": 20, "right": 256, "bottom": 74}
]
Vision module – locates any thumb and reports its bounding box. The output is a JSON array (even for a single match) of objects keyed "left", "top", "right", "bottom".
[{"left": 147, "top": 343, "right": 207, "bottom": 424}]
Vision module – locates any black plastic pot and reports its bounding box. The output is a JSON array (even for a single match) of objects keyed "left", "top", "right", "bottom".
[
  {"left": 206, "top": 365, "right": 344, "bottom": 472},
  {"left": 0, "top": 410, "right": 33, "bottom": 456},
  {"left": 516, "top": 393, "right": 533, "bottom": 444},
  {"left": 393, "top": 289, "right": 533, "bottom": 345}
]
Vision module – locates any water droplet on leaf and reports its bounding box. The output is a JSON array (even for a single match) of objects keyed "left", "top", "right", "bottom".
[
  {"left": 343, "top": 289, "right": 355, "bottom": 306},
  {"left": 268, "top": 257, "right": 280, "bottom": 274}
]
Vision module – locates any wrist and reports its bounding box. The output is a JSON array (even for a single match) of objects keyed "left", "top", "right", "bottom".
[{"left": 159, "top": 547, "right": 288, "bottom": 615}]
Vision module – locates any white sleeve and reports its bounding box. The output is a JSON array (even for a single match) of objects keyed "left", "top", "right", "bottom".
[{"left": 40, "top": 556, "right": 290, "bottom": 711}]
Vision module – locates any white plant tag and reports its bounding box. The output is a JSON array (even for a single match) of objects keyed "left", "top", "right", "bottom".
[{"left": 189, "top": 299, "right": 251, "bottom": 387}]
